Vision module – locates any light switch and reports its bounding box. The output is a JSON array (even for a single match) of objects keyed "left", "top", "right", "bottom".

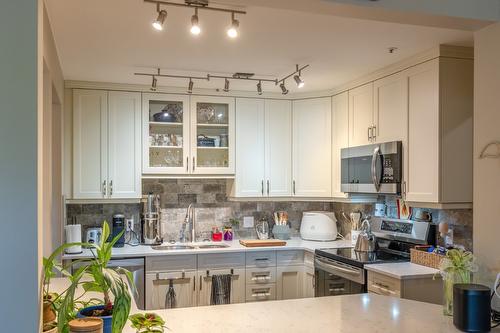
[{"left": 243, "top": 216, "right": 254, "bottom": 228}]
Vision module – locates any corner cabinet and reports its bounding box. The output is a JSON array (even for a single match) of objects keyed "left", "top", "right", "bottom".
[
  {"left": 292, "top": 98, "right": 332, "bottom": 197},
  {"left": 73, "top": 89, "right": 141, "bottom": 199}
]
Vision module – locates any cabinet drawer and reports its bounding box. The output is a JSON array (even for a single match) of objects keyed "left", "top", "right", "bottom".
[
  {"left": 367, "top": 271, "right": 401, "bottom": 297},
  {"left": 146, "top": 255, "right": 196, "bottom": 272},
  {"left": 246, "top": 251, "right": 276, "bottom": 267},
  {"left": 277, "top": 250, "right": 304, "bottom": 266},
  {"left": 246, "top": 267, "right": 277, "bottom": 284},
  {"left": 245, "top": 283, "right": 276, "bottom": 302},
  {"left": 197, "top": 252, "right": 245, "bottom": 269}
]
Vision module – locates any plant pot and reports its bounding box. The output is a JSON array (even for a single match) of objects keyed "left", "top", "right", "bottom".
[
  {"left": 77, "top": 305, "right": 112, "bottom": 333},
  {"left": 42, "top": 321, "right": 57, "bottom": 333},
  {"left": 43, "top": 300, "right": 56, "bottom": 323},
  {"left": 43, "top": 326, "right": 58, "bottom": 333}
]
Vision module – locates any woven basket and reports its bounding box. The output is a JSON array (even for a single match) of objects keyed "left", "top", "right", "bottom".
[{"left": 410, "top": 246, "right": 445, "bottom": 269}]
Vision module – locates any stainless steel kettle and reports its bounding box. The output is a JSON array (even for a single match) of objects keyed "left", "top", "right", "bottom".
[{"left": 354, "top": 218, "right": 378, "bottom": 252}]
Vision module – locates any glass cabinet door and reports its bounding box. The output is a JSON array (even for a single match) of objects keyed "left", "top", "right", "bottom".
[
  {"left": 142, "top": 93, "right": 190, "bottom": 174},
  {"left": 190, "top": 96, "right": 235, "bottom": 174}
]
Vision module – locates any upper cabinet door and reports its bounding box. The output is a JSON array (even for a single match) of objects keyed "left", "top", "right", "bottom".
[
  {"left": 265, "top": 100, "right": 292, "bottom": 197},
  {"left": 190, "top": 96, "right": 235, "bottom": 175},
  {"left": 348, "top": 82, "right": 373, "bottom": 147},
  {"left": 331, "top": 92, "right": 349, "bottom": 198},
  {"left": 142, "top": 93, "right": 190, "bottom": 175},
  {"left": 73, "top": 89, "right": 108, "bottom": 199},
  {"left": 235, "top": 98, "right": 265, "bottom": 197},
  {"left": 108, "top": 91, "right": 142, "bottom": 199},
  {"left": 373, "top": 72, "right": 408, "bottom": 144},
  {"left": 405, "top": 59, "right": 440, "bottom": 203},
  {"left": 292, "top": 98, "right": 332, "bottom": 197}
]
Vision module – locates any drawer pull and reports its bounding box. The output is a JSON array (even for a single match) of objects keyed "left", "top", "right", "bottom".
[
  {"left": 255, "top": 258, "right": 270, "bottom": 261},
  {"left": 371, "top": 283, "right": 396, "bottom": 295},
  {"left": 251, "top": 275, "right": 271, "bottom": 282},
  {"left": 252, "top": 291, "right": 271, "bottom": 297}
]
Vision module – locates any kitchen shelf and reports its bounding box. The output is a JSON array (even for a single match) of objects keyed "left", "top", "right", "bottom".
[
  {"left": 149, "top": 145, "right": 183, "bottom": 149},
  {"left": 149, "top": 121, "right": 183, "bottom": 127},
  {"left": 197, "top": 146, "right": 229, "bottom": 150},
  {"left": 197, "top": 123, "right": 229, "bottom": 128}
]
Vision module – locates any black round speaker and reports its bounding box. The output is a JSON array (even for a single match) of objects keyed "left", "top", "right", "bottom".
[{"left": 453, "top": 283, "right": 491, "bottom": 332}]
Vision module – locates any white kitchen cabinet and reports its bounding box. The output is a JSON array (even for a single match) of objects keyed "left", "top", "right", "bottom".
[
  {"left": 348, "top": 83, "right": 373, "bottom": 147},
  {"left": 331, "top": 92, "right": 349, "bottom": 199},
  {"left": 404, "top": 58, "right": 473, "bottom": 205},
  {"left": 233, "top": 99, "right": 291, "bottom": 198},
  {"left": 292, "top": 98, "right": 332, "bottom": 197},
  {"left": 142, "top": 93, "right": 190, "bottom": 174},
  {"left": 197, "top": 268, "right": 246, "bottom": 306},
  {"left": 190, "top": 95, "right": 235, "bottom": 175},
  {"left": 145, "top": 271, "right": 197, "bottom": 310},
  {"left": 73, "top": 89, "right": 141, "bottom": 199},
  {"left": 276, "top": 266, "right": 303, "bottom": 300},
  {"left": 303, "top": 266, "right": 315, "bottom": 298}
]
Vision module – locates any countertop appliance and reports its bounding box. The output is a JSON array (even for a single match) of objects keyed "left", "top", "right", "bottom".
[
  {"left": 85, "top": 227, "right": 102, "bottom": 245},
  {"left": 141, "top": 193, "right": 162, "bottom": 245},
  {"left": 72, "top": 257, "right": 145, "bottom": 310},
  {"left": 341, "top": 141, "right": 402, "bottom": 195},
  {"left": 314, "top": 218, "right": 436, "bottom": 297},
  {"left": 300, "top": 211, "right": 337, "bottom": 241}
]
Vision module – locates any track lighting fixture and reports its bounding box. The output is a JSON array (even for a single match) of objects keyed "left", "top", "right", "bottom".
[
  {"left": 152, "top": 5, "right": 167, "bottom": 31},
  {"left": 294, "top": 74, "right": 305, "bottom": 88},
  {"left": 187, "top": 78, "right": 194, "bottom": 94},
  {"left": 190, "top": 8, "right": 201, "bottom": 35},
  {"left": 223, "top": 78, "right": 230, "bottom": 92},
  {"left": 227, "top": 12, "right": 239, "bottom": 38},
  {"left": 280, "top": 81, "right": 289, "bottom": 95},
  {"left": 151, "top": 76, "right": 157, "bottom": 91},
  {"left": 257, "top": 81, "right": 262, "bottom": 95}
]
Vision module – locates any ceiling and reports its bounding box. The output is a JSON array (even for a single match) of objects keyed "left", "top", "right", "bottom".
[{"left": 45, "top": 0, "right": 473, "bottom": 94}]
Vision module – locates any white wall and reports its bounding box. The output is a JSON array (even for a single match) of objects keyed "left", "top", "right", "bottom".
[
  {"left": 474, "top": 22, "right": 500, "bottom": 283},
  {"left": 0, "top": 0, "right": 41, "bottom": 332}
]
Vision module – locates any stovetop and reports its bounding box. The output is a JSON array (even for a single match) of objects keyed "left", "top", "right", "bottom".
[{"left": 315, "top": 247, "right": 410, "bottom": 268}]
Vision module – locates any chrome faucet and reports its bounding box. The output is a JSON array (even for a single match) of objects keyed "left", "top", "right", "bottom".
[{"left": 180, "top": 204, "right": 195, "bottom": 243}]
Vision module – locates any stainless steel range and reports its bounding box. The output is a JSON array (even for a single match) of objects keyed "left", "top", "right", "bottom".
[{"left": 314, "top": 219, "right": 436, "bottom": 297}]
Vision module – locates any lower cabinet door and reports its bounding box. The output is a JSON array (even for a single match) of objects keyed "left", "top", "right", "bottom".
[
  {"left": 276, "top": 266, "right": 303, "bottom": 300},
  {"left": 145, "top": 271, "right": 197, "bottom": 310},
  {"left": 303, "top": 266, "right": 315, "bottom": 298},
  {"left": 197, "top": 268, "right": 245, "bottom": 306}
]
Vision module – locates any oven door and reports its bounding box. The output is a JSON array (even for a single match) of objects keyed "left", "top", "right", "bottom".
[
  {"left": 341, "top": 141, "right": 402, "bottom": 194},
  {"left": 314, "top": 256, "right": 366, "bottom": 297}
]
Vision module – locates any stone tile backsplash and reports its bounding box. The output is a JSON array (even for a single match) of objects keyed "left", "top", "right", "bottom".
[{"left": 66, "top": 179, "right": 473, "bottom": 250}]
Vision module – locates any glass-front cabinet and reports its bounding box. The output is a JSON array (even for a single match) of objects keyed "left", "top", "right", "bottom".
[
  {"left": 142, "top": 94, "right": 235, "bottom": 175},
  {"left": 142, "top": 93, "right": 190, "bottom": 174},
  {"left": 190, "top": 96, "right": 235, "bottom": 174}
]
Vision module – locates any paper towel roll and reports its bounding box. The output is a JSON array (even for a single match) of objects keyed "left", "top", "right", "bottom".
[{"left": 65, "top": 224, "right": 82, "bottom": 254}]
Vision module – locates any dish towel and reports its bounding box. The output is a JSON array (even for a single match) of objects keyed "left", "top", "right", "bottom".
[
  {"left": 165, "top": 279, "right": 177, "bottom": 309},
  {"left": 210, "top": 274, "right": 232, "bottom": 305}
]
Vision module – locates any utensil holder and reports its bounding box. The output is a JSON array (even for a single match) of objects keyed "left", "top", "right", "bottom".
[{"left": 272, "top": 224, "right": 291, "bottom": 240}]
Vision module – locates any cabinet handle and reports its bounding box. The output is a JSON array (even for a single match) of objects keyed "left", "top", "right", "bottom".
[
  {"left": 267, "top": 180, "right": 270, "bottom": 196},
  {"left": 372, "top": 125, "right": 377, "bottom": 141},
  {"left": 293, "top": 180, "right": 296, "bottom": 195},
  {"left": 192, "top": 157, "right": 195, "bottom": 172},
  {"left": 102, "top": 180, "right": 107, "bottom": 197},
  {"left": 403, "top": 181, "right": 407, "bottom": 199},
  {"left": 368, "top": 127, "right": 371, "bottom": 141},
  {"left": 109, "top": 180, "right": 113, "bottom": 196},
  {"left": 255, "top": 258, "right": 269, "bottom": 262},
  {"left": 261, "top": 180, "right": 264, "bottom": 196},
  {"left": 193, "top": 277, "right": 196, "bottom": 291},
  {"left": 199, "top": 275, "right": 202, "bottom": 291},
  {"left": 186, "top": 157, "right": 189, "bottom": 172}
]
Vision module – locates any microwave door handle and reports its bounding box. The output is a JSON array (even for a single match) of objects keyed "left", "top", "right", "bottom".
[{"left": 371, "top": 146, "right": 381, "bottom": 192}]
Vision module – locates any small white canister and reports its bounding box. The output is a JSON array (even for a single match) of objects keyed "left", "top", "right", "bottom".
[{"left": 65, "top": 224, "right": 82, "bottom": 254}]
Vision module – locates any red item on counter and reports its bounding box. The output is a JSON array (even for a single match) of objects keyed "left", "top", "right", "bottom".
[{"left": 212, "top": 232, "right": 223, "bottom": 242}]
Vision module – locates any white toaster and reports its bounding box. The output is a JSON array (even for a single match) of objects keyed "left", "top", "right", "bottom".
[{"left": 300, "top": 211, "right": 337, "bottom": 241}]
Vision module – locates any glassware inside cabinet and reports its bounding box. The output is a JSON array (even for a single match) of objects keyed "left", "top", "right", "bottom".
[
  {"left": 195, "top": 102, "right": 229, "bottom": 168},
  {"left": 148, "top": 100, "right": 185, "bottom": 169}
]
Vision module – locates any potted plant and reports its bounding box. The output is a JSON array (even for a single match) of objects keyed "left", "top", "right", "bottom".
[
  {"left": 129, "top": 313, "right": 166, "bottom": 333},
  {"left": 439, "top": 248, "right": 478, "bottom": 316},
  {"left": 58, "top": 221, "right": 135, "bottom": 333}
]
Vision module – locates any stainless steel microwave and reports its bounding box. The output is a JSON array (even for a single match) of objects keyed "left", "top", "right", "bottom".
[{"left": 341, "top": 141, "right": 402, "bottom": 194}]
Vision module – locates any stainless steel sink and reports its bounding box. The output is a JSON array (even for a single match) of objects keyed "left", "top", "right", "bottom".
[
  {"left": 197, "top": 244, "right": 230, "bottom": 249},
  {"left": 151, "top": 245, "right": 196, "bottom": 250}
]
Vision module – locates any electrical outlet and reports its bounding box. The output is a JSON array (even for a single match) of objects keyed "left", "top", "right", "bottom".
[
  {"left": 243, "top": 216, "right": 254, "bottom": 228},
  {"left": 126, "top": 218, "right": 134, "bottom": 231}
]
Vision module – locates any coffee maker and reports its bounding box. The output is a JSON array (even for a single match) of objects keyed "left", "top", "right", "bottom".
[{"left": 141, "top": 193, "right": 163, "bottom": 245}]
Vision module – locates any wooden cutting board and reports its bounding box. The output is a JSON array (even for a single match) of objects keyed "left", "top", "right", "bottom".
[{"left": 239, "top": 239, "right": 287, "bottom": 247}]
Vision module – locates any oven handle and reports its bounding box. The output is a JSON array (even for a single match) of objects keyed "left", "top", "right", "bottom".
[
  {"left": 371, "top": 146, "right": 382, "bottom": 192},
  {"left": 315, "top": 258, "right": 361, "bottom": 276}
]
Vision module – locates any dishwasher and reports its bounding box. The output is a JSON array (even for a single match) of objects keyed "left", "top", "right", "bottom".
[{"left": 71, "top": 257, "right": 145, "bottom": 309}]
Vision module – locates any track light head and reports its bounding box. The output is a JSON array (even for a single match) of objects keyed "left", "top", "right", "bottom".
[
  {"left": 223, "top": 78, "right": 230, "bottom": 92},
  {"left": 294, "top": 75, "right": 305, "bottom": 88},
  {"left": 190, "top": 8, "right": 201, "bottom": 35},
  {"left": 280, "top": 82, "right": 289, "bottom": 95},
  {"left": 257, "top": 81, "right": 262, "bottom": 95},
  {"left": 187, "top": 79, "right": 194, "bottom": 94},
  {"left": 153, "top": 9, "right": 167, "bottom": 31},
  {"left": 227, "top": 12, "right": 239, "bottom": 38},
  {"left": 151, "top": 76, "right": 158, "bottom": 91}
]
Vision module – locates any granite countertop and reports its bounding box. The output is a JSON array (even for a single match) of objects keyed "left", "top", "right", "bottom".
[
  {"left": 50, "top": 278, "right": 465, "bottom": 333},
  {"left": 62, "top": 237, "right": 353, "bottom": 260},
  {"left": 365, "top": 262, "right": 440, "bottom": 280}
]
